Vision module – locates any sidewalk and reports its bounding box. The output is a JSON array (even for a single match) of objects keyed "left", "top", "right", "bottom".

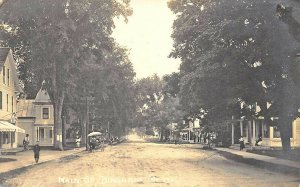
[
  {"left": 215, "top": 147, "right": 300, "bottom": 175},
  {"left": 0, "top": 147, "right": 85, "bottom": 174}
]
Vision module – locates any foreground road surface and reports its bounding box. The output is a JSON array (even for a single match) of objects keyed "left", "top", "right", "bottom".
[{"left": 2, "top": 140, "right": 299, "bottom": 187}]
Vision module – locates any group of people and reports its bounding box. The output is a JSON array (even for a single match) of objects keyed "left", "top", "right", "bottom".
[{"left": 239, "top": 136, "right": 263, "bottom": 151}]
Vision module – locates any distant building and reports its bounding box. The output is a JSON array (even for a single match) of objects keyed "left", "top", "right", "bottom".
[
  {"left": 17, "top": 87, "right": 54, "bottom": 146},
  {"left": 0, "top": 48, "right": 25, "bottom": 149}
]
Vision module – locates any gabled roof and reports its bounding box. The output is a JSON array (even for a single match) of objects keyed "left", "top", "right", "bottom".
[
  {"left": 34, "top": 88, "right": 51, "bottom": 103},
  {"left": 0, "top": 47, "right": 23, "bottom": 93}
]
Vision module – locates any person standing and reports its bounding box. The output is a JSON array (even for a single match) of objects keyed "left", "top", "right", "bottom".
[
  {"left": 76, "top": 136, "right": 81, "bottom": 148},
  {"left": 33, "top": 142, "right": 40, "bottom": 163},
  {"left": 239, "top": 136, "right": 245, "bottom": 151},
  {"left": 23, "top": 134, "right": 29, "bottom": 151}
]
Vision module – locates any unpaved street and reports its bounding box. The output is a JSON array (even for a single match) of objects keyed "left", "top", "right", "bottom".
[{"left": 2, "top": 139, "right": 299, "bottom": 187}]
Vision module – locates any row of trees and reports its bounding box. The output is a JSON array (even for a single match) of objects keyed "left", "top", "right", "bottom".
[
  {"left": 134, "top": 74, "right": 185, "bottom": 140},
  {"left": 167, "top": 0, "right": 300, "bottom": 153},
  {"left": 0, "top": 0, "right": 135, "bottom": 150}
]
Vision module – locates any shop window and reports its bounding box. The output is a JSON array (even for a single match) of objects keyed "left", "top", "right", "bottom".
[
  {"left": 11, "top": 132, "right": 15, "bottom": 143},
  {"left": 3, "top": 133, "right": 10, "bottom": 144},
  {"left": 42, "top": 108, "right": 49, "bottom": 119}
]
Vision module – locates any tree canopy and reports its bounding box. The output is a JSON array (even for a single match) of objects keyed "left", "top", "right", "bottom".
[
  {"left": 0, "top": 0, "right": 134, "bottom": 150},
  {"left": 168, "top": 0, "right": 300, "bottom": 152}
]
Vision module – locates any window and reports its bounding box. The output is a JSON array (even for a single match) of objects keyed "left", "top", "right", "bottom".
[
  {"left": 42, "top": 108, "right": 49, "bottom": 119},
  {"left": 11, "top": 132, "right": 15, "bottom": 143},
  {"left": 6, "top": 94, "right": 8, "bottom": 111},
  {"left": 3, "top": 132, "right": 10, "bottom": 144},
  {"left": 0, "top": 91, "right": 2, "bottom": 110},
  {"left": 11, "top": 96, "right": 13, "bottom": 113},
  {"left": 7, "top": 69, "right": 9, "bottom": 86},
  {"left": 39, "top": 128, "right": 44, "bottom": 139},
  {"left": 2, "top": 66, "right": 5, "bottom": 84}
]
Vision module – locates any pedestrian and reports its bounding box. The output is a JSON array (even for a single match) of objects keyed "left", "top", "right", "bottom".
[
  {"left": 23, "top": 134, "right": 29, "bottom": 151},
  {"left": 76, "top": 136, "right": 81, "bottom": 148},
  {"left": 239, "top": 136, "right": 245, "bottom": 151},
  {"left": 33, "top": 141, "right": 40, "bottom": 163},
  {"left": 203, "top": 133, "right": 207, "bottom": 144},
  {"left": 90, "top": 137, "right": 96, "bottom": 152},
  {"left": 255, "top": 136, "right": 262, "bottom": 146}
]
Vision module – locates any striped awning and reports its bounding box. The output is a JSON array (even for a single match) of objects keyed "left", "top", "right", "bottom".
[{"left": 0, "top": 121, "right": 25, "bottom": 133}]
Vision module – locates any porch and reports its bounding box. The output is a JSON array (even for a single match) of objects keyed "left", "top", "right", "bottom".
[
  {"left": 34, "top": 125, "right": 54, "bottom": 146},
  {"left": 230, "top": 118, "right": 300, "bottom": 148}
]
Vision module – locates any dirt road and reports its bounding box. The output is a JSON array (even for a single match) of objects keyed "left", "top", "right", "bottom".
[{"left": 2, "top": 139, "right": 299, "bottom": 187}]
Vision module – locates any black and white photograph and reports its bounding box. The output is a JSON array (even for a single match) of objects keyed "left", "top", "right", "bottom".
[{"left": 0, "top": 0, "right": 299, "bottom": 186}]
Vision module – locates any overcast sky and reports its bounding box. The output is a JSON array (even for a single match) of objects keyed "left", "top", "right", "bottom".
[{"left": 112, "top": 0, "right": 181, "bottom": 79}]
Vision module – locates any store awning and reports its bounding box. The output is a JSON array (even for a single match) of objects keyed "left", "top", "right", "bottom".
[{"left": 0, "top": 121, "right": 25, "bottom": 133}]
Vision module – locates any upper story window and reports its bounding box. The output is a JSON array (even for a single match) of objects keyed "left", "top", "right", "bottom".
[
  {"left": 7, "top": 69, "right": 9, "bottom": 86},
  {"left": 11, "top": 96, "right": 13, "bottom": 113},
  {"left": 42, "top": 108, "right": 49, "bottom": 119},
  {"left": 3, "top": 66, "right": 5, "bottom": 84},
  {"left": 0, "top": 91, "right": 2, "bottom": 110},
  {"left": 6, "top": 94, "right": 8, "bottom": 111}
]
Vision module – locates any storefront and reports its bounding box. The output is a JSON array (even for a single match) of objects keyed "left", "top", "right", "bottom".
[{"left": 0, "top": 121, "right": 25, "bottom": 149}]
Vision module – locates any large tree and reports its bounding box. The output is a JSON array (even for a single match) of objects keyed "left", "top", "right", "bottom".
[
  {"left": 169, "top": 0, "right": 300, "bottom": 153},
  {"left": 0, "top": 0, "right": 132, "bottom": 150},
  {"left": 135, "top": 74, "right": 185, "bottom": 141}
]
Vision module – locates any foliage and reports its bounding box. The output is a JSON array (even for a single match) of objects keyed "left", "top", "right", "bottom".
[
  {"left": 0, "top": 0, "right": 133, "bottom": 150},
  {"left": 168, "top": 0, "right": 300, "bottom": 152}
]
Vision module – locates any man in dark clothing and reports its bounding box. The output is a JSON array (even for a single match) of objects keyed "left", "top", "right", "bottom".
[{"left": 33, "top": 142, "right": 40, "bottom": 163}]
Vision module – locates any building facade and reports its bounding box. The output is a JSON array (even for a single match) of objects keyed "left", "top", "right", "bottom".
[
  {"left": 230, "top": 118, "right": 300, "bottom": 148},
  {"left": 17, "top": 88, "right": 54, "bottom": 146},
  {"left": 0, "top": 48, "right": 25, "bottom": 149}
]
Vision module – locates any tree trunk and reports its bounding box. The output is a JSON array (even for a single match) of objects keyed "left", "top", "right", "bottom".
[
  {"left": 278, "top": 116, "right": 292, "bottom": 154},
  {"left": 80, "top": 113, "right": 86, "bottom": 147},
  {"left": 160, "top": 127, "right": 164, "bottom": 142},
  {"left": 54, "top": 94, "right": 65, "bottom": 151},
  {"left": 62, "top": 108, "right": 67, "bottom": 147},
  {"left": 52, "top": 62, "right": 65, "bottom": 151}
]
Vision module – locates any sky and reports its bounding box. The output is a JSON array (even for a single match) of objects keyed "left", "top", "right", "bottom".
[{"left": 112, "top": 0, "right": 181, "bottom": 79}]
